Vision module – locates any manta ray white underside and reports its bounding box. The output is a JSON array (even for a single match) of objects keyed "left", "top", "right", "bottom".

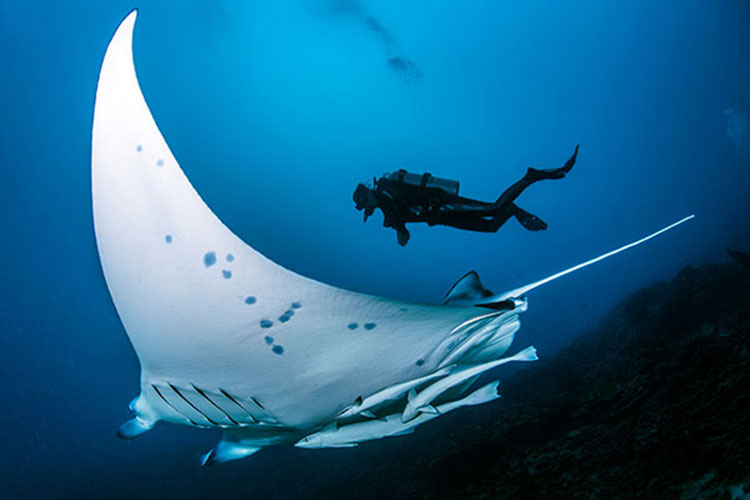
[{"left": 91, "top": 10, "right": 694, "bottom": 465}]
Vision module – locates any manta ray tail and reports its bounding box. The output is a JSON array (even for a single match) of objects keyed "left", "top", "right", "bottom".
[{"left": 484, "top": 215, "right": 695, "bottom": 304}]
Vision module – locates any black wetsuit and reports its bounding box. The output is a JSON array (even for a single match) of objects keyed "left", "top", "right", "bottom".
[{"left": 354, "top": 145, "right": 579, "bottom": 246}]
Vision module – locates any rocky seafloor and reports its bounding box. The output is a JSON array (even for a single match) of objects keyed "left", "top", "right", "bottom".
[{"left": 314, "top": 260, "right": 750, "bottom": 499}]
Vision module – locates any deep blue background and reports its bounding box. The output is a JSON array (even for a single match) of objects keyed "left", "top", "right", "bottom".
[{"left": 1, "top": 0, "right": 748, "bottom": 497}]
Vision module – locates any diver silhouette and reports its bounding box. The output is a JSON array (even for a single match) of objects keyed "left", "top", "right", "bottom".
[{"left": 353, "top": 145, "right": 579, "bottom": 246}]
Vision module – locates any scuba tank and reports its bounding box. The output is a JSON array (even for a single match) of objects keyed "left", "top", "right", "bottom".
[{"left": 384, "top": 169, "right": 460, "bottom": 196}]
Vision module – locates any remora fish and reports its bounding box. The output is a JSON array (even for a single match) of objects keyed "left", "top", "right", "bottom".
[
  {"left": 297, "top": 381, "right": 502, "bottom": 448},
  {"left": 91, "top": 11, "right": 694, "bottom": 465},
  {"left": 401, "top": 346, "right": 538, "bottom": 422},
  {"left": 336, "top": 366, "right": 454, "bottom": 420}
]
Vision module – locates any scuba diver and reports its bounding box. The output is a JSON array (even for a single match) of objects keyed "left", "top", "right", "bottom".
[{"left": 353, "top": 145, "right": 579, "bottom": 246}]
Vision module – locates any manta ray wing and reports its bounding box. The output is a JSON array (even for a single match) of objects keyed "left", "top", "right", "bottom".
[
  {"left": 92, "top": 11, "right": 486, "bottom": 438},
  {"left": 93, "top": 11, "right": 693, "bottom": 464}
]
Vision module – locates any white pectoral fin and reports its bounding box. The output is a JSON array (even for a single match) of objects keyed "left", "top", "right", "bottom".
[
  {"left": 200, "top": 440, "right": 261, "bottom": 467},
  {"left": 484, "top": 215, "right": 695, "bottom": 303},
  {"left": 360, "top": 410, "right": 377, "bottom": 419}
]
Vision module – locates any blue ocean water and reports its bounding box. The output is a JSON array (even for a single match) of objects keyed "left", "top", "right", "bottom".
[{"left": 1, "top": 0, "right": 749, "bottom": 497}]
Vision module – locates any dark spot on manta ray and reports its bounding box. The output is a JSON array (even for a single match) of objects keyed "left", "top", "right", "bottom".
[
  {"left": 156, "top": 159, "right": 164, "bottom": 167},
  {"left": 222, "top": 270, "right": 232, "bottom": 279},
  {"left": 279, "top": 311, "right": 293, "bottom": 323},
  {"left": 415, "top": 359, "right": 425, "bottom": 366},
  {"left": 203, "top": 252, "right": 217, "bottom": 267},
  {"left": 260, "top": 319, "right": 273, "bottom": 328},
  {"left": 136, "top": 144, "right": 143, "bottom": 152},
  {"left": 226, "top": 253, "right": 234, "bottom": 262},
  {"left": 347, "top": 323, "right": 359, "bottom": 330},
  {"left": 364, "top": 322, "right": 377, "bottom": 330},
  {"left": 272, "top": 345, "right": 284, "bottom": 355},
  {"left": 244, "top": 296, "right": 257, "bottom": 305},
  {"left": 264, "top": 336, "right": 274, "bottom": 345},
  {"left": 291, "top": 302, "right": 301, "bottom": 309},
  {"left": 165, "top": 234, "right": 173, "bottom": 244}
]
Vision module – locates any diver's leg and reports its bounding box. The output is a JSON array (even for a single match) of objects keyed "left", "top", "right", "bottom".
[
  {"left": 493, "top": 144, "right": 579, "bottom": 209},
  {"left": 512, "top": 205, "right": 548, "bottom": 231},
  {"left": 440, "top": 205, "right": 546, "bottom": 233},
  {"left": 429, "top": 211, "right": 513, "bottom": 233}
]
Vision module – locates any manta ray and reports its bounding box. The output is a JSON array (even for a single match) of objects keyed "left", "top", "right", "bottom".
[{"left": 92, "top": 10, "right": 694, "bottom": 466}]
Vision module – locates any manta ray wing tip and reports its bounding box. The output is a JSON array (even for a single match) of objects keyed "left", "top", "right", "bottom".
[{"left": 123, "top": 8, "right": 138, "bottom": 22}]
